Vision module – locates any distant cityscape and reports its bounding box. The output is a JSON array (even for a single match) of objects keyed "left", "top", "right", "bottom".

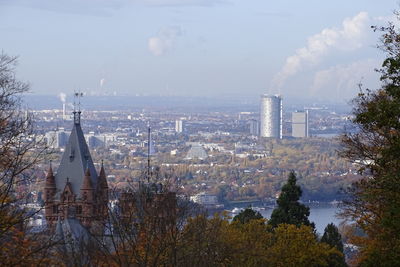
[
  {"left": 21, "top": 93, "right": 357, "bottom": 212},
  {"left": 38, "top": 94, "right": 351, "bottom": 151}
]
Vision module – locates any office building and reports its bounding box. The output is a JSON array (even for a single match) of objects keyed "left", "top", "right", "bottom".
[
  {"left": 45, "top": 128, "right": 69, "bottom": 149},
  {"left": 292, "top": 110, "right": 309, "bottom": 138},
  {"left": 260, "top": 95, "right": 282, "bottom": 138},
  {"left": 249, "top": 119, "right": 259, "bottom": 136},
  {"left": 175, "top": 119, "right": 184, "bottom": 133}
]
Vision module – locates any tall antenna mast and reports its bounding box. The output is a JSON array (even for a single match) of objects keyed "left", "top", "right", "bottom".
[
  {"left": 147, "top": 121, "right": 151, "bottom": 183},
  {"left": 73, "top": 91, "right": 76, "bottom": 113}
]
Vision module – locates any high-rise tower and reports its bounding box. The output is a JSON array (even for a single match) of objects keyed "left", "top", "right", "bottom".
[
  {"left": 260, "top": 94, "right": 282, "bottom": 138},
  {"left": 175, "top": 119, "right": 184, "bottom": 133},
  {"left": 292, "top": 110, "right": 309, "bottom": 138}
]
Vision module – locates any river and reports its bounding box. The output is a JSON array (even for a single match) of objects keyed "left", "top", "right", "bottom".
[
  {"left": 227, "top": 204, "right": 341, "bottom": 235},
  {"left": 259, "top": 205, "right": 341, "bottom": 234}
]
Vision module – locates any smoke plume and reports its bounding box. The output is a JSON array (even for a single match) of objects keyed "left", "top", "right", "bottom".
[
  {"left": 270, "top": 12, "right": 370, "bottom": 91},
  {"left": 58, "top": 92, "right": 67, "bottom": 103},
  {"left": 100, "top": 78, "right": 106, "bottom": 88}
]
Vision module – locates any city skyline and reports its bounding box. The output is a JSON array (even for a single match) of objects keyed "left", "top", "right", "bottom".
[{"left": 0, "top": 0, "right": 397, "bottom": 102}]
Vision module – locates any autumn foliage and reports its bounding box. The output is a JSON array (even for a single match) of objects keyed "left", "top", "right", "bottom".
[{"left": 340, "top": 11, "right": 400, "bottom": 266}]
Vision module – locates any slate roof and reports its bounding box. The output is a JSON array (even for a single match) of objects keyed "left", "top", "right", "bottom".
[
  {"left": 55, "top": 216, "right": 90, "bottom": 255},
  {"left": 54, "top": 113, "right": 98, "bottom": 199}
]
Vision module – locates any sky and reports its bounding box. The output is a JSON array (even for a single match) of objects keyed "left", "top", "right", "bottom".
[{"left": 0, "top": 0, "right": 398, "bottom": 102}]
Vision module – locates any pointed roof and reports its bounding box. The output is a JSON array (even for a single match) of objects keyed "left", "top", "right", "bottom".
[
  {"left": 81, "top": 167, "right": 93, "bottom": 190},
  {"left": 55, "top": 217, "right": 65, "bottom": 242},
  {"left": 54, "top": 117, "right": 98, "bottom": 198},
  {"left": 54, "top": 217, "right": 90, "bottom": 248},
  {"left": 99, "top": 160, "right": 105, "bottom": 177},
  {"left": 98, "top": 160, "right": 108, "bottom": 189},
  {"left": 63, "top": 179, "right": 74, "bottom": 195},
  {"left": 47, "top": 162, "right": 54, "bottom": 177},
  {"left": 45, "top": 163, "right": 56, "bottom": 187}
]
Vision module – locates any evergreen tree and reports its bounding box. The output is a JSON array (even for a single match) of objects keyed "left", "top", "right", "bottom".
[
  {"left": 321, "top": 223, "right": 346, "bottom": 267},
  {"left": 268, "top": 171, "right": 315, "bottom": 228},
  {"left": 321, "top": 223, "right": 344, "bottom": 253},
  {"left": 232, "top": 208, "right": 263, "bottom": 224}
]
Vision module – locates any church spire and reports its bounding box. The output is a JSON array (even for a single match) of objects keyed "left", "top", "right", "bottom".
[
  {"left": 45, "top": 161, "right": 55, "bottom": 187},
  {"left": 81, "top": 162, "right": 93, "bottom": 190},
  {"left": 44, "top": 161, "right": 56, "bottom": 203},
  {"left": 98, "top": 160, "right": 108, "bottom": 189},
  {"left": 54, "top": 95, "right": 99, "bottom": 198}
]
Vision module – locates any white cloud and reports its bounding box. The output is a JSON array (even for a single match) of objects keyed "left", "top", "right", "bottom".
[
  {"left": 148, "top": 26, "right": 183, "bottom": 56},
  {"left": 310, "top": 59, "right": 380, "bottom": 100},
  {"left": 271, "top": 12, "right": 370, "bottom": 91}
]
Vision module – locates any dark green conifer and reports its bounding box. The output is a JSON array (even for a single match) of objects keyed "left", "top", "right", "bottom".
[
  {"left": 321, "top": 223, "right": 344, "bottom": 252},
  {"left": 268, "top": 171, "right": 315, "bottom": 228},
  {"left": 321, "top": 223, "right": 346, "bottom": 266}
]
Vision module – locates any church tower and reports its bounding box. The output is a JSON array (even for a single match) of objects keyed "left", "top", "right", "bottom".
[{"left": 43, "top": 110, "right": 108, "bottom": 228}]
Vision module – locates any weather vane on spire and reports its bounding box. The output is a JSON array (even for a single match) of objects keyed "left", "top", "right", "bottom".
[{"left": 73, "top": 91, "right": 84, "bottom": 125}]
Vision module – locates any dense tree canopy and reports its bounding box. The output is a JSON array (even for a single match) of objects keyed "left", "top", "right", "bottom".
[
  {"left": 0, "top": 53, "right": 54, "bottom": 266},
  {"left": 232, "top": 208, "right": 263, "bottom": 224},
  {"left": 340, "top": 11, "right": 400, "bottom": 266}
]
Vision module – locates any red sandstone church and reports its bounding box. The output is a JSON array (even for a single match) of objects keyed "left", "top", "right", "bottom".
[{"left": 43, "top": 111, "right": 108, "bottom": 228}]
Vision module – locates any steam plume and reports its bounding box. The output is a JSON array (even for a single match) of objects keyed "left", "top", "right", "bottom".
[
  {"left": 100, "top": 78, "right": 106, "bottom": 88},
  {"left": 58, "top": 92, "right": 67, "bottom": 103},
  {"left": 270, "top": 12, "right": 369, "bottom": 91}
]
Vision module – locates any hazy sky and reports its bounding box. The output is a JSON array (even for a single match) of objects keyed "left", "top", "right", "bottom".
[{"left": 0, "top": 0, "right": 397, "bottom": 102}]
